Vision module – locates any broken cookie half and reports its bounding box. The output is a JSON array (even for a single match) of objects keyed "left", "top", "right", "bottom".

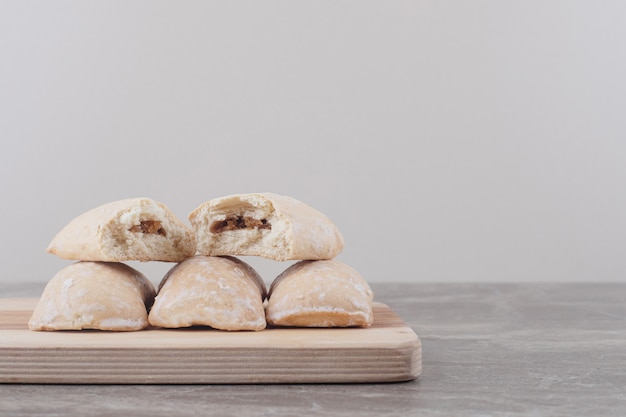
[
  {"left": 29, "top": 261, "right": 156, "bottom": 331},
  {"left": 46, "top": 198, "right": 196, "bottom": 262},
  {"left": 188, "top": 193, "right": 344, "bottom": 261}
]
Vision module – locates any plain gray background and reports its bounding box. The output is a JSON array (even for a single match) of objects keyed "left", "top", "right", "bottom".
[{"left": 1, "top": 1, "right": 625, "bottom": 287}]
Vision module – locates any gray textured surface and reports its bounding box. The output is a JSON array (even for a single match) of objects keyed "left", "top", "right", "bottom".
[{"left": 1, "top": 282, "right": 625, "bottom": 416}]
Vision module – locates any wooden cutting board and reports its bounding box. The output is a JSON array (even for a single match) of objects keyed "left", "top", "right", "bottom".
[{"left": 0, "top": 298, "right": 421, "bottom": 384}]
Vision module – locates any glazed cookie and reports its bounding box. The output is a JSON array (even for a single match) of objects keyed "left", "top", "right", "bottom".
[
  {"left": 266, "top": 259, "right": 374, "bottom": 328},
  {"left": 29, "top": 261, "right": 156, "bottom": 331},
  {"left": 148, "top": 255, "right": 267, "bottom": 331}
]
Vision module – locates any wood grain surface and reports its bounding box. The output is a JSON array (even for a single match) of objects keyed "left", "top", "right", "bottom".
[{"left": 0, "top": 299, "right": 421, "bottom": 384}]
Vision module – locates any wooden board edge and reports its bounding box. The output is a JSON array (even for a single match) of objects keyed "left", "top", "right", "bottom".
[{"left": 0, "top": 298, "right": 422, "bottom": 384}]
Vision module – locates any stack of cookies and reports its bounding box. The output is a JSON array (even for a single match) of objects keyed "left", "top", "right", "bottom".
[
  {"left": 28, "top": 198, "right": 196, "bottom": 331},
  {"left": 29, "top": 193, "right": 374, "bottom": 332}
]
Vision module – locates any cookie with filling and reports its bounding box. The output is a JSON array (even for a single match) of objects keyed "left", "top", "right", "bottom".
[
  {"left": 47, "top": 198, "right": 196, "bottom": 262},
  {"left": 188, "top": 193, "right": 344, "bottom": 261}
]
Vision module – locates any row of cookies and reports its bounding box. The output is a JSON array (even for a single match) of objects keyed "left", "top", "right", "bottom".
[{"left": 29, "top": 193, "right": 374, "bottom": 331}]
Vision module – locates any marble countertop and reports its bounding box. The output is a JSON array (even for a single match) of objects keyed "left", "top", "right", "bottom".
[{"left": 1, "top": 282, "right": 625, "bottom": 416}]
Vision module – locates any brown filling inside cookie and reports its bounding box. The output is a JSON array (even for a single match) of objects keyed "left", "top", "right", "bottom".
[
  {"left": 210, "top": 216, "right": 271, "bottom": 233},
  {"left": 129, "top": 220, "right": 167, "bottom": 237}
]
